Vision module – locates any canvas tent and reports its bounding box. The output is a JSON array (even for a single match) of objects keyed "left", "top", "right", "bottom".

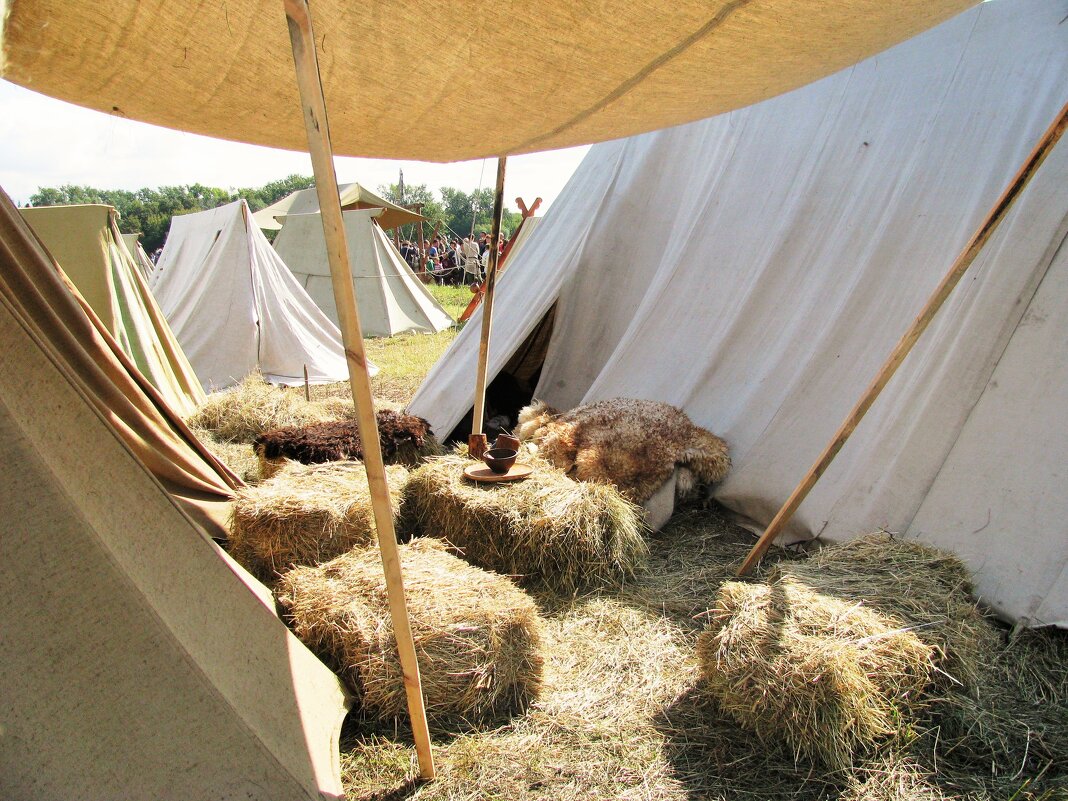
[
  {"left": 151, "top": 199, "right": 365, "bottom": 391},
  {"left": 20, "top": 203, "right": 205, "bottom": 417},
  {"left": 254, "top": 182, "right": 423, "bottom": 232},
  {"left": 121, "top": 231, "right": 155, "bottom": 278},
  {"left": 274, "top": 208, "right": 453, "bottom": 337},
  {"left": 0, "top": 186, "right": 349, "bottom": 800},
  {"left": 409, "top": 0, "right": 1068, "bottom": 627}
]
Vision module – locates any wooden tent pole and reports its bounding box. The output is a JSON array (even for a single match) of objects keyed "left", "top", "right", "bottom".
[
  {"left": 471, "top": 157, "right": 508, "bottom": 435},
  {"left": 737, "top": 99, "right": 1068, "bottom": 577},
  {"left": 283, "top": 0, "right": 435, "bottom": 780}
]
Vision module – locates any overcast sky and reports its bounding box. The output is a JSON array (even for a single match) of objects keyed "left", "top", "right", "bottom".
[{"left": 0, "top": 80, "right": 589, "bottom": 210}]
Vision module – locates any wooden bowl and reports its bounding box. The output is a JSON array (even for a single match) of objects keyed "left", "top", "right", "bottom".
[{"left": 482, "top": 448, "right": 518, "bottom": 474}]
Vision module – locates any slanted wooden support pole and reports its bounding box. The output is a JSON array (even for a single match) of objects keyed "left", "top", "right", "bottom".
[
  {"left": 283, "top": 0, "right": 435, "bottom": 780},
  {"left": 471, "top": 157, "right": 508, "bottom": 435},
  {"left": 738, "top": 99, "right": 1068, "bottom": 577}
]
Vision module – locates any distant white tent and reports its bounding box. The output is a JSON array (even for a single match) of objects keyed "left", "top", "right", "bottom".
[
  {"left": 274, "top": 208, "right": 453, "bottom": 338},
  {"left": 121, "top": 232, "right": 155, "bottom": 279},
  {"left": 254, "top": 183, "right": 422, "bottom": 232},
  {"left": 409, "top": 0, "right": 1068, "bottom": 627},
  {"left": 20, "top": 203, "right": 205, "bottom": 417},
  {"left": 152, "top": 200, "right": 364, "bottom": 390}
]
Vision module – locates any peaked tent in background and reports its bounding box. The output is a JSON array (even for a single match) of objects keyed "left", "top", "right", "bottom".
[
  {"left": 254, "top": 182, "right": 423, "bottom": 231},
  {"left": 0, "top": 186, "right": 349, "bottom": 801},
  {"left": 151, "top": 199, "right": 366, "bottom": 391},
  {"left": 409, "top": 0, "right": 1068, "bottom": 627},
  {"left": 121, "top": 231, "right": 155, "bottom": 279},
  {"left": 274, "top": 208, "right": 453, "bottom": 337},
  {"left": 20, "top": 203, "right": 206, "bottom": 417}
]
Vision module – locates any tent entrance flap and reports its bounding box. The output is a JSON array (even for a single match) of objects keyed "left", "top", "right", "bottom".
[{"left": 446, "top": 303, "right": 557, "bottom": 443}]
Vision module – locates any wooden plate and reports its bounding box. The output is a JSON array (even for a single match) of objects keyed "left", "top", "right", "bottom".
[{"left": 463, "top": 463, "right": 534, "bottom": 483}]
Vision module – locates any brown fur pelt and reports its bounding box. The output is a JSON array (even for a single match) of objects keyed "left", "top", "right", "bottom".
[
  {"left": 253, "top": 409, "right": 438, "bottom": 473},
  {"left": 516, "top": 398, "right": 729, "bottom": 504}
]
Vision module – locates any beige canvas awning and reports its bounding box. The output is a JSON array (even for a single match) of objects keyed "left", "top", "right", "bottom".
[{"left": 1, "top": 0, "right": 974, "bottom": 162}]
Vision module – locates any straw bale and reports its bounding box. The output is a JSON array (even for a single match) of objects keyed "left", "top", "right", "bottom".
[
  {"left": 517, "top": 398, "right": 729, "bottom": 504},
  {"left": 254, "top": 410, "right": 442, "bottom": 479},
  {"left": 277, "top": 538, "right": 544, "bottom": 722},
  {"left": 698, "top": 575, "right": 936, "bottom": 770},
  {"left": 400, "top": 452, "right": 648, "bottom": 593},
  {"left": 228, "top": 461, "right": 409, "bottom": 579},
  {"left": 187, "top": 373, "right": 334, "bottom": 442},
  {"left": 190, "top": 426, "right": 261, "bottom": 484}
]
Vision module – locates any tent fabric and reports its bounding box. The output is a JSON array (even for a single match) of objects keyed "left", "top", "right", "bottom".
[
  {"left": 151, "top": 199, "right": 364, "bottom": 390},
  {"left": 1, "top": 0, "right": 973, "bottom": 162},
  {"left": 122, "top": 230, "right": 155, "bottom": 278},
  {"left": 1, "top": 190, "right": 240, "bottom": 533},
  {"left": 254, "top": 183, "right": 423, "bottom": 232},
  {"left": 504, "top": 216, "right": 541, "bottom": 267},
  {"left": 20, "top": 203, "right": 205, "bottom": 417},
  {"left": 1, "top": 188, "right": 349, "bottom": 801},
  {"left": 274, "top": 208, "right": 453, "bottom": 338},
  {"left": 408, "top": 0, "right": 1068, "bottom": 627}
]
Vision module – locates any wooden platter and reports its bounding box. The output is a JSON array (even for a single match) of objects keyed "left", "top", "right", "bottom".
[{"left": 463, "top": 463, "right": 534, "bottom": 483}]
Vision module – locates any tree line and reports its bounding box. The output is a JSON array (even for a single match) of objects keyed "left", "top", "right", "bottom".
[{"left": 27, "top": 175, "right": 522, "bottom": 253}]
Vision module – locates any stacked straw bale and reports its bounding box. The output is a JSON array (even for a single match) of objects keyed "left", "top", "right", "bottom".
[
  {"left": 277, "top": 538, "right": 544, "bottom": 722},
  {"left": 697, "top": 534, "right": 1010, "bottom": 772},
  {"left": 228, "top": 461, "right": 409, "bottom": 580},
  {"left": 400, "top": 452, "right": 648, "bottom": 593},
  {"left": 187, "top": 373, "right": 335, "bottom": 443},
  {"left": 698, "top": 575, "right": 935, "bottom": 770}
]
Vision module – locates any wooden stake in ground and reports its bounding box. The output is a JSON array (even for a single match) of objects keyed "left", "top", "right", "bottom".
[
  {"left": 303, "top": 363, "right": 310, "bottom": 402},
  {"left": 283, "top": 0, "right": 435, "bottom": 780},
  {"left": 471, "top": 157, "right": 508, "bottom": 435},
  {"left": 738, "top": 99, "right": 1068, "bottom": 577}
]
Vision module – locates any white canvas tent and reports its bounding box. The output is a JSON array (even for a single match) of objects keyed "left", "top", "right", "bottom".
[
  {"left": 151, "top": 199, "right": 366, "bottom": 390},
  {"left": 254, "top": 182, "right": 423, "bottom": 232},
  {"left": 409, "top": 0, "right": 1068, "bottom": 627},
  {"left": 20, "top": 203, "right": 206, "bottom": 417},
  {"left": 274, "top": 208, "right": 453, "bottom": 337},
  {"left": 0, "top": 187, "right": 349, "bottom": 800}
]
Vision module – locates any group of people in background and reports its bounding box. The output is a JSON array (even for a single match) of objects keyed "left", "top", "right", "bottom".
[{"left": 398, "top": 230, "right": 505, "bottom": 285}]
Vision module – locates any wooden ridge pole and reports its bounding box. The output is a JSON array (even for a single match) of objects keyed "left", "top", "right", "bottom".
[
  {"left": 472, "top": 157, "right": 508, "bottom": 434},
  {"left": 737, "top": 99, "right": 1068, "bottom": 577},
  {"left": 283, "top": 0, "right": 435, "bottom": 779}
]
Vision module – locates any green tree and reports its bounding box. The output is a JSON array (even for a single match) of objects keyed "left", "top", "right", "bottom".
[{"left": 376, "top": 182, "right": 445, "bottom": 243}]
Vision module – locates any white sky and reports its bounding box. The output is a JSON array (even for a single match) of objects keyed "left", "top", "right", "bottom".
[{"left": 0, "top": 80, "right": 589, "bottom": 210}]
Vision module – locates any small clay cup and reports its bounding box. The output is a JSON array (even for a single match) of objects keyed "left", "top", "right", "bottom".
[
  {"left": 482, "top": 448, "right": 518, "bottom": 474},
  {"left": 468, "top": 433, "right": 488, "bottom": 459},
  {"left": 494, "top": 434, "right": 521, "bottom": 452}
]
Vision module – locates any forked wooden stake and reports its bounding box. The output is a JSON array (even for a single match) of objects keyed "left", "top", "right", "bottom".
[
  {"left": 471, "top": 157, "right": 508, "bottom": 435},
  {"left": 738, "top": 99, "right": 1068, "bottom": 577},
  {"left": 283, "top": 0, "right": 435, "bottom": 779}
]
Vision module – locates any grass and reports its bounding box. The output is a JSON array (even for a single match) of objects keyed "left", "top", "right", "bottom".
[{"left": 348, "top": 282, "right": 468, "bottom": 405}]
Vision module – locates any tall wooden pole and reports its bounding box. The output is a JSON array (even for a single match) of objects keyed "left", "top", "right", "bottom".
[
  {"left": 283, "top": 0, "right": 435, "bottom": 780},
  {"left": 472, "top": 157, "right": 507, "bottom": 435},
  {"left": 738, "top": 99, "right": 1068, "bottom": 577}
]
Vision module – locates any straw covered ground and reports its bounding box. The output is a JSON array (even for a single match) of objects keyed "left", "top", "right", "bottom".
[
  {"left": 339, "top": 506, "right": 1068, "bottom": 801},
  {"left": 227, "top": 461, "right": 409, "bottom": 581},
  {"left": 399, "top": 451, "right": 649, "bottom": 593},
  {"left": 278, "top": 537, "right": 544, "bottom": 724}
]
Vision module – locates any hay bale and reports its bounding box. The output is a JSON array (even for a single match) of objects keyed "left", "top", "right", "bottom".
[
  {"left": 228, "top": 461, "right": 409, "bottom": 579},
  {"left": 697, "top": 575, "right": 936, "bottom": 770},
  {"left": 191, "top": 426, "right": 261, "bottom": 484},
  {"left": 400, "top": 452, "right": 648, "bottom": 593},
  {"left": 277, "top": 538, "right": 544, "bottom": 722},
  {"left": 187, "top": 373, "right": 334, "bottom": 442},
  {"left": 254, "top": 410, "right": 442, "bottom": 479}
]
